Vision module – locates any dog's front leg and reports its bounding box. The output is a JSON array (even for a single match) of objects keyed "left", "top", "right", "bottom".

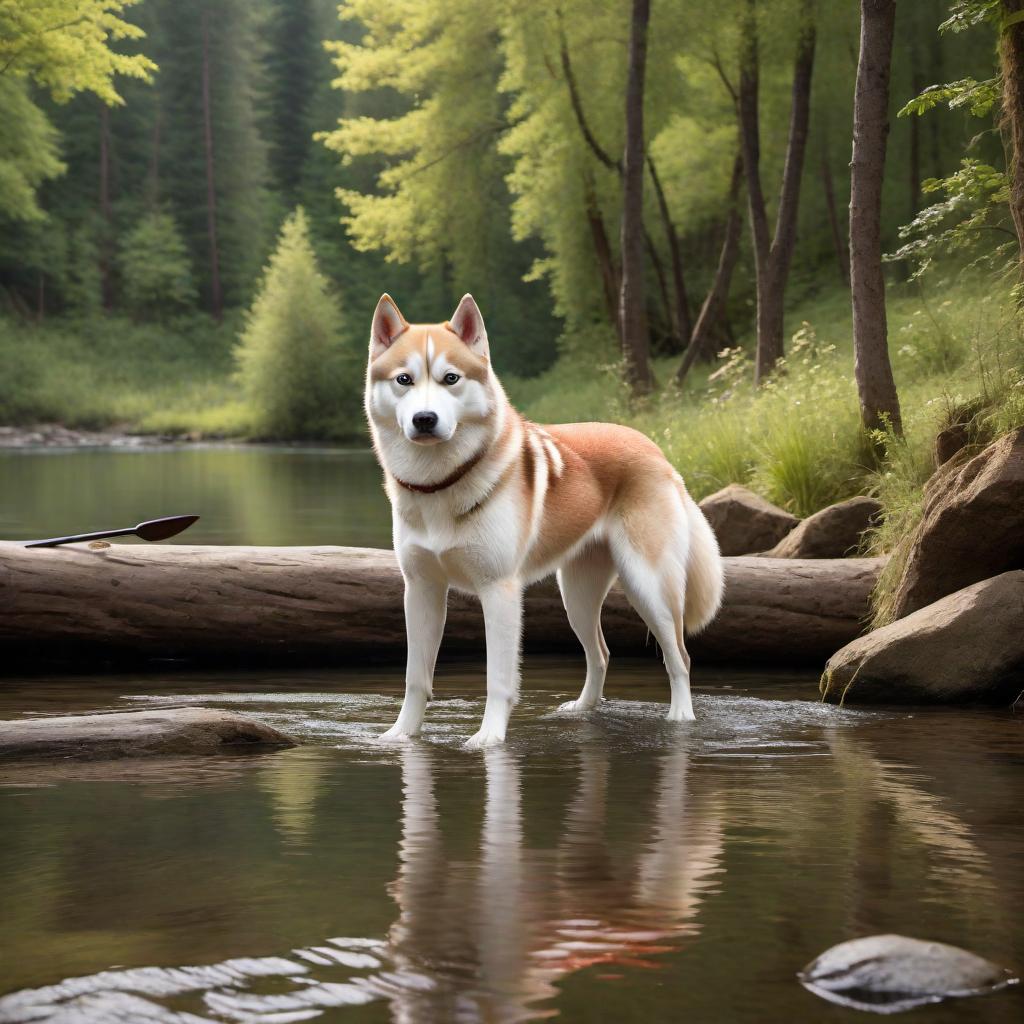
[
  {"left": 466, "top": 579, "right": 523, "bottom": 749},
  {"left": 381, "top": 574, "right": 448, "bottom": 741}
]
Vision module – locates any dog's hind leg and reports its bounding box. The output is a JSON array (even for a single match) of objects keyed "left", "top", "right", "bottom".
[
  {"left": 381, "top": 574, "right": 448, "bottom": 741},
  {"left": 555, "top": 543, "right": 616, "bottom": 715},
  {"left": 608, "top": 501, "right": 696, "bottom": 723}
]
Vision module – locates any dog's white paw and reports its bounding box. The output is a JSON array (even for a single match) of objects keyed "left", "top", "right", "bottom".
[
  {"left": 378, "top": 724, "right": 417, "bottom": 743},
  {"left": 464, "top": 728, "right": 505, "bottom": 750},
  {"left": 665, "top": 707, "right": 697, "bottom": 723},
  {"left": 555, "top": 698, "right": 599, "bottom": 717}
]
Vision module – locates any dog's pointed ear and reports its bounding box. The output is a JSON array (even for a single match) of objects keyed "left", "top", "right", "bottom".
[
  {"left": 370, "top": 294, "right": 408, "bottom": 359},
  {"left": 447, "top": 294, "right": 489, "bottom": 359}
]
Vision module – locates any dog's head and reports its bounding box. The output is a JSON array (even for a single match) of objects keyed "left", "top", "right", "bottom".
[{"left": 365, "top": 293, "right": 496, "bottom": 447}]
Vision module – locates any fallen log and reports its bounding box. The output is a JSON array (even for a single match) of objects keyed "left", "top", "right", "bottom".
[{"left": 0, "top": 543, "right": 884, "bottom": 671}]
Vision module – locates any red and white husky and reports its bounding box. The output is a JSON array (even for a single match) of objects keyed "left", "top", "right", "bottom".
[{"left": 366, "top": 294, "right": 724, "bottom": 748}]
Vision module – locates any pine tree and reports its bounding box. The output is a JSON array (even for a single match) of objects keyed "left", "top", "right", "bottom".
[
  {"left": 118, "top": 211, "right": 197, "bottom": 319},
  {"left": 235, "top": 208, "right": 357, "bottom": 439}
]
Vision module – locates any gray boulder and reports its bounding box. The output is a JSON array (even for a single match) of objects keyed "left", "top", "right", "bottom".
[
  {"left": 0, "top": 708, "right": 296, "bottom": 760},
  {"left": 697, "top": 484, "right": 798, "bottom": 556},
  {"left": 821, "top": 571, "right": 1024, "bottom": 705},
  {"left": 891, "top": 426, "right": 1024, "bottom": 619},
  {"left": 799, "top": 934, "right": 1016, "bottom": 1013},
  {"left": 763, "top": 496, "right": 881, "bottom": 558}
]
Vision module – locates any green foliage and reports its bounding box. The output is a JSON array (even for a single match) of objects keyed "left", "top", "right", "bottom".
[
  {"left": 0, "top": 0, "right": 155, "bottom": 104},
  {"left": 62, "top": 221, "right": 103, "bottom": 314},
  {"left": 235, "top": 208, "right": 357, "bottom": 439},
  {"left": 118, "top": 212, "right": 197, "bottom": 319},
  {"left": 0, "top": 79, "right": 64, "bottom": 220},
  {"left": 898, "top": 77, "right": 999, "bottom": 119},
  {"left": 886, "top": 160, "right": 1014, "bottom": 280},
  {"left": 0, "top": 312, "right": 238, "bottom": 428},
  {"left": 939, "top": 1, "right": 1002, "bottom": 34}
]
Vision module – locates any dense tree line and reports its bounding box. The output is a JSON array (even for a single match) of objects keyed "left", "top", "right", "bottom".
[{"left": 0, "top": 0, "right": 1009, "bottom": 393}]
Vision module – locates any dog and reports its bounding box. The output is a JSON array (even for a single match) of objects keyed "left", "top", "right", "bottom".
[{"left": 365, "top": 293, "right": 725, "bottom": 748}]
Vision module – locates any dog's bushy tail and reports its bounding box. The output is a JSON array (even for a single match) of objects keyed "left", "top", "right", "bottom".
[{"left": 681, "top": 489, "right": 725, "bottom": 634}]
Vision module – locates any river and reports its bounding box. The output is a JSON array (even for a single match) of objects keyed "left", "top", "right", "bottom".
[{"left": 0, "top": 446, "right": 1021, "bottom": 1022}]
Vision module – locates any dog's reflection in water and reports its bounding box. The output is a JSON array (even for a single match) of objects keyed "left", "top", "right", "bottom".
[{"left": 387, "top": 743, "right": 724, "bottom": 1022}]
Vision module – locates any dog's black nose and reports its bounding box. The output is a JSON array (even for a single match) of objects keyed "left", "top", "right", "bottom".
[{"left": 412, "top": 411, "right": 439, "bottom": 434}]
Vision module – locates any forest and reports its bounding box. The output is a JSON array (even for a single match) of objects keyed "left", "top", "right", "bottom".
[{"left": 1, "top": 2, "right": 1023, "bottom": 541}]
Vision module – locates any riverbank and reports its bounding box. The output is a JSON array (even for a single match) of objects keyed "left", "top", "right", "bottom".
[{"left": 0, "top": 424, "right": 184, "bottom": 448}]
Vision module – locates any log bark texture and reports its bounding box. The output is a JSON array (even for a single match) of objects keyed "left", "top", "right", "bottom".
[{"left": 0, "top": 543, "right": 884, "bottom": 671}]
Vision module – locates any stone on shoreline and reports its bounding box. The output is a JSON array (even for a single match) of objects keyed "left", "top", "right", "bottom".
[
  {"left": 697, "top": 484, "right": 798, "bottom": 556},
  {"left": 0, "top": 708, "right": 296, "bottom": 760},
  {"left": 821, "top": 571, "right": 1024, "bottom": 705},
  {"left": 890, "top": 427, "right": 1024, "bottom": 619},
  {"left": 763, "top": 496, "right": 881, "bottom": 559}
]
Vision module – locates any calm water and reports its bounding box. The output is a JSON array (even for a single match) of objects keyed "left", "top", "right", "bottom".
[
  {"left": 0, "top": 664, "right": 1022, "bottom": 1023},
  {"left": 0, "top": 445, "right": 393, "bottom": 548}
]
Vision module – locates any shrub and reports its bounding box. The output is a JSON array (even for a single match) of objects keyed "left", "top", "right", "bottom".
[{"left": 235, "top": 208, "right": 360, "bottom": 439}]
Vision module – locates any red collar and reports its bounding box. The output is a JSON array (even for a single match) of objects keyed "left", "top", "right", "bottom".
[{"left": 393, "top": 449, "right": 486, "bottom": 494}]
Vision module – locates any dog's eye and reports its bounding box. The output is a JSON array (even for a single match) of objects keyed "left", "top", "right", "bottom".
[
  {"left": 442, "top": 372, "right": 461, "bottom": 385},
  {"left": 395, "top": 373, "right": 413, "bottom": 386}
]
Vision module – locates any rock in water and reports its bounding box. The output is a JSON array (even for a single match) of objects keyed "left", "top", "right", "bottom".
[
  {"left": 890, "top": 426, "right": 1024, "bottom": 619},
  {"left": 763, "top": 496, "right": 881, "bottom": 559},
  {"left": 697, "top": 484, "right": 798, "bottom": 556},
  {"left": 0, "top": 709, "right": 296, "bottom": 760},
  {"left": 799, "top": 934, "right": 1017, "bottom": 1013},
  {"left": 821, "top": 571, "right": 1024, "bottom": 705}
]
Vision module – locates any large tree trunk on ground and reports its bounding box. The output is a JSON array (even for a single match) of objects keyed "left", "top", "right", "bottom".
[
  {"left": 739, "top": 0, "right": 816, "bottom": 385},
  {"left": 0, "top": 543, "right": 884, "bottom": 671},
  {"left": 851, "top": 0, "right": 902, "bottom": 437},
  {"left": 618, "top": 0, "right": 654, "bottom": 394},
  {"left": 1001, "top": 0, "right": 1024, "bottom": 280},
  {"left": 676, "top": 154, "right": 744, "bottom": 385}
]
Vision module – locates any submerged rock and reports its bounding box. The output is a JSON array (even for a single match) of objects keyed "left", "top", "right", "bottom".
[
  {"left": 0, "top": 708, "right": 296, "bottom": 760},
  {"left": 890, "top": 426, "right": 1024, "bottom": 619},
  {"left": 821, "top": 571, "right": 1024, "bottom": 706},
  {"left": 763, "top": 496, "right": 881, "bottom": 559},
  {"left": 799, "top": 934, "right": 1017, "bottom": 1013},
  {"left": 697, "top": 484, "right": 798, "bottom": 556}
]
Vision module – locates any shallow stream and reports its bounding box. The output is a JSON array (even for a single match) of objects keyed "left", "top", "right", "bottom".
[{"left": 1, "top": 665, "right": 1021, "bottom": 1022}]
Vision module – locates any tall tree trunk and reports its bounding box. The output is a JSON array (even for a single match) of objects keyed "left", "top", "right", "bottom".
[
  {"left": 98, "top": 105, "right": 113, "bottom": 311},
  {"left": 648, "top": 157, "right": 693, "bottom": 343},
  {"left": 820, "top": 140, "right": 850, "bottom": 285},
  {"left": 676, "top": 154, "right": 744, "bottom": 385},
  {"left": 148, "top": 104, "right": 162, "bottom": 210},
  {"left": 201, "top": 12, "right": 223, "bottom": 322},
  {"left": 1000, "top": 0, "right": 1024, "bottom": 282},
  {"left": 584, "top": 177, "right": 620, "bottom": 329},
  {"left": 850, "top": 0, "right": 902, "bottom": 438},
  {"left": 738, "top": 0, "right": 816, "bottom": 384},
  {"left": 618, "top": 0, "right": 653, "bottom": 395},
  {"left": 560, "top": 23, "right": 679, "bottom": 364}
]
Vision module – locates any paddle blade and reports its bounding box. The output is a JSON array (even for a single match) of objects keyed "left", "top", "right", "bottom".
[{"left": 134, "top": 515, "right": 200, "bottom": 542}]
